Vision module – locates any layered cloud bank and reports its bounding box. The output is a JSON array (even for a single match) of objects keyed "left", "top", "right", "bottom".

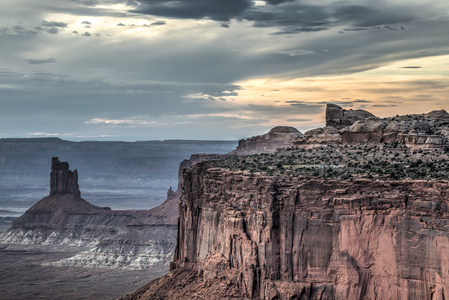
[{"left": 1, "top": 0, "right": 448, "bottom": 140}]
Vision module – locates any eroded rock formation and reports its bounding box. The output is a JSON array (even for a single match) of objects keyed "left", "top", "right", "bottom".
[
  {"left": 0, "top": 158, "right": 177, "bottom": 270},
  {"left": 325, "top": 103, "right": 375, "bottom": 129},
  {"left": 232, "top": 126, "right": 302, "bottom": 155},
  {"left": 49, "top": 157, "right": 81, "bottom": 197},
  {"left": 341, "top": 111, "right": 449, "bottom": 148},
  {"left": 296, "top": 105, "right": 449, "bottom": 149},
  {"left": 123, "top": 162, "right": 449, "bottom": 300}
]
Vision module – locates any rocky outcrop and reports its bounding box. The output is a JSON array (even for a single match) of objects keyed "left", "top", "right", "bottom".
[
  {"left": 295, "top": 106, "right": 449, "bottom": 149},
  {"left": 341, "top": 111, "right": 449, "bottom": 148},
  {"left": 0, "top": 158, "right": 177, "bottom": 270},
  {"left": 325, "top": 104, "right": 375, "bottom": 129},
  {"left": 232, "top": 126, "right": 302, "bottom": 155},
  {"left": 123, "top": 162, "right": 449, "bottom": 300}
]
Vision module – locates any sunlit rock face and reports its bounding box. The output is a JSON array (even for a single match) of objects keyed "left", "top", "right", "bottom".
[
  {"left": 126, "top": 162, "right": 449, "bottom": 299},
  {"left": 232, "top": 126, "right": 303, "bottom": 155}
]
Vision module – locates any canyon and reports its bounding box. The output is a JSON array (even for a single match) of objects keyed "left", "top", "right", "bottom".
[
  {"left": 122, "top": 104, "right": 449, "bottom": 300},
  {"left": 2, "top": 104, "right": 449, "bottom": 299},
  {"left": 0, "top": 140, "right": 235, "bottom": 299}
]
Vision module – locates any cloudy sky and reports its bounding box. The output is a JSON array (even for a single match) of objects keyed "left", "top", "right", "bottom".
[{"left": 1, "top": 0, "right": 448, "bottom": 141}]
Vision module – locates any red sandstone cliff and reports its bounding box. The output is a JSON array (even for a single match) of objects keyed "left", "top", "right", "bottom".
[{"left": 122, "top": 162, "right": 449, "bottom": 299}]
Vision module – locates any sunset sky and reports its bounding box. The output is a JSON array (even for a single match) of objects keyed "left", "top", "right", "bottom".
[{"left": 1, "top": 0, "right": 448, "bottom": 141}]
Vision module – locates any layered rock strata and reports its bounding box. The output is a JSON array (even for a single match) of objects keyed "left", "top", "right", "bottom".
[
  {"left": 296, "top": 105, "right": 449, "bottom": 149},
  {"left": 124, "top": 162, "right": 449, "bottom": 299}
]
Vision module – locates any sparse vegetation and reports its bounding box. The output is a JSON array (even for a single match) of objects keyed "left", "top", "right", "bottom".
[{"left": 210, "top": 144, "right": 449, "bottom": 181}]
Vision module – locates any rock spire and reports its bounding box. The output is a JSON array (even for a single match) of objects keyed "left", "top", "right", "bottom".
[{"left": 49, "top": 157, "right": 81, "bottom": 197}]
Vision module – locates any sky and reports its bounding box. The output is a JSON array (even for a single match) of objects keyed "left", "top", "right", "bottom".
[{"left": 1, "top": 0, "right": 448, "bottom": 141}]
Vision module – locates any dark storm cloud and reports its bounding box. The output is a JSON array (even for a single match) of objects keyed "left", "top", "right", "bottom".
[
  {"left": 25, "top": 58, "right": 57, "bottom": 64},
  {"left": 83, "top": 31, "right": 91, "bottom": 36},
  {"left": 132, "top": 0, "right": 253, "bottom": 22},
  {"left": 343, "top": 27, "right": 370, "bottom": 32},
  {"left": 402, "top": 66, "right": 422, "bottom": 69},
  {"left": 332, "top": 5, "right": 414, "bottom": 28},
  {"left": 265, "top": 0, "right": 294, "bottom": 5},
  {"left": 82, "top": 21, "right": 92, "bottom": 25},
  {"left": 243, "top": 3, "right": 331, "bottom": 33},
  {"left": 125, "top": 1, "right": 416, "bottom": 34}
]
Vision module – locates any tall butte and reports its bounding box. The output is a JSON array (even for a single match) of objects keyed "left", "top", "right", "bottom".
[{"left": 49, "top": 157, "right": 81, "bottom": 197}]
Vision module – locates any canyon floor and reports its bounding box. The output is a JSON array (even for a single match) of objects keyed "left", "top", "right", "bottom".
[{"left": 0, "top": 243, "right": 166, "bottom": 300}]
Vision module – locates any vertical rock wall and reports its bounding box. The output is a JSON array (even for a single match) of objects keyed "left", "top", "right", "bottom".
[
  {"left": 49, "top": 157, "right": 81, "bottom": 197},
  {"left": 174, "top": 163, "right": 449, "bottom": 299}
]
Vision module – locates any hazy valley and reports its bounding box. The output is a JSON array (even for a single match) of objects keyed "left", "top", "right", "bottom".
[{"left": 0, "top": 139, "right": 236, "bottom": 299}]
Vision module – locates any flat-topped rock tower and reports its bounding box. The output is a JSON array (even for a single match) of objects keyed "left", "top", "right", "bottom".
[{"left": 50, "top": 157, "right": 80, "bottom": 197}]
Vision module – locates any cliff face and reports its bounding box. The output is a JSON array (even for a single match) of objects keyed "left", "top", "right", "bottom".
[
  {"left": 127, "top": 163, "right": 449, "bottom": 299},
  {"left": 181, "top": 165, "right": 449, "bottom": 299},
  {"left": 49, "top": 157, "right": 80, "bottom": 197}
]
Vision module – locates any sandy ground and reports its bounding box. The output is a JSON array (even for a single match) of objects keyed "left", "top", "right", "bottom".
[{"left": 0, "top": 245, "right": 166, "bottom": 300}]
